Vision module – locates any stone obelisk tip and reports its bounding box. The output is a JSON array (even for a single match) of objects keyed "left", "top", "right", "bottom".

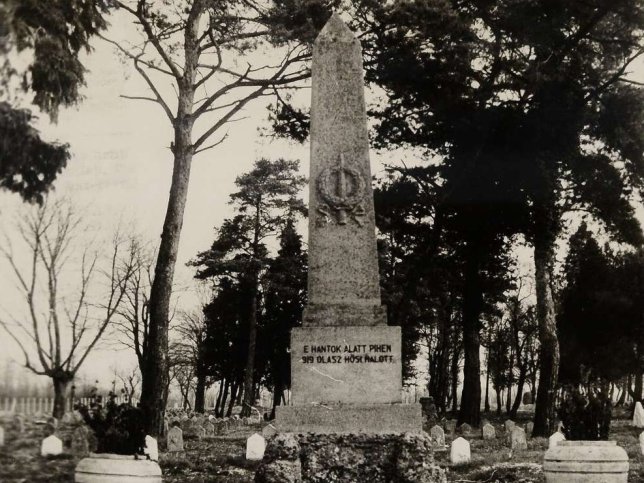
[{"left": 315, "top": 12, "right": 356, "bottom": 44}]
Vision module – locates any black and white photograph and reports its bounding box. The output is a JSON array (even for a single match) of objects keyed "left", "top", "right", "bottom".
[{"left": 1, "top": 1, "right": 644, "bottom": 481}]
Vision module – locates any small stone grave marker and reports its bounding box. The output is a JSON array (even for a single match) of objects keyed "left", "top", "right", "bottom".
[
  {"left": 71, "top": 426, "right": 89, "bottom": 457},
  {"left": 262, "top": 423, "right": 278, "bottom": 439},
  {"left": 482, "top": 423, "right": 496, "bottom": 440},
  {"left": 450, "top": 437, "right": 470, "bottom": 464},
  {"left": 634, "top": 402, "right": 644, "bottom": 428},
  {"left": 0, "top": 425, "right": 4, "bottom": 447},
  {"left": 144, "top": 435, "right": 158, "bottom": 461},
  {"left": 204, "top": 421, "right": 215, "bottom": 436},
  {"left": 41, "top": 434, "right": 63, "bottom": 456},
  {"left": 510, "top": 427, "right": 527, "bottom": 451},
  {"left": 246, "top": 433, "right": 266, "bottom": 461},
  {"left": 430, "top": 425, "right": 445, "bottom": 446},
  {"left": 167, "top": 426, "right": 184, "bottom": 452},
  {"left": 525, "top": 421, "right": 534, "bottom": 435},
  {"left": 14, "top": 415, "right": 25, "bottom": 433},
  {"left": 504, "top": 420, "right": 515, "bottom": 432},
  {"left": 639, "top": 431, "right": 644, "bottom": 456},
  {"left": 444, "top": 419, "right": 457, "bottom": 434},
  {"left": 548, "top": 431, "right": 566, "bottom": 449}
]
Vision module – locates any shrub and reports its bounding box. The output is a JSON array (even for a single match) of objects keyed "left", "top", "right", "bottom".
[
  {"left": 75, "top": 390, "right": 146, "bottom": 455},
  {"left": 558, "top": 387, "right": 611, "bottom": 440}
]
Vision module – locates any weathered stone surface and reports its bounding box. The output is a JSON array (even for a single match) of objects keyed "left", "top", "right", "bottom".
[
  {"left": 429, "top": 425, "right": 445, "bottom": 446},
  {"left": 256, "top": 460, "right": 303, "bottom": 483},
  {"left": 290, "top": 326, "right": 402, "bottom": 405},
  {"left": 633, "top": 401, "right": 644, "bottom": 428},
  {"left": 548, "top": 431, "right": 566, "bottom": 449},
  {"left": 75, "top": 454, "right": 162, "bottom": 482},
  {"left": 543, "top": 441, "right": 629, "bottom": 483},
  {"left": 167, "top": 426, "right": 184, "bottom": 452},
  {"left": 247, "top": 433, "right": 267, "bottom": 461},
  {"left": 275, "top": 404, "right": 421, "bottom": 434},
  {"left": 204, "top": 421, "right": 215, "bottom": 436},
  {"left": 450, "top": 437, "right": 470, "bottom": 465},
  {"left": 639, "top": 431, "right": 644, "bottom": 456},
  {"left": 510, "top": 427, "right": 527, "bottom": 451},
  {"left": 525, "top": 421, "right": 534, "bottom": 435},
  {"left": 504, "top": 420, "right": 515, "bottom": 432},
  {"left": 306, "top": 13, "right": 382, "bottom": 323},
  {"left": 264, "top": 433, "right": 300, "bottom": 461},
  {"left": 258, "top": 433, "right": 445, "bottom": 483},
  {"left": 482, "top": 423, "right": 496, "bottom": 440},
  {"left": 0, "top": 425, "right": 4, "bottom": 447},
  {"left": 395, "top": 433, "right": 447, "bottom": 483},
  {"left": 41, "top": 434, "right": 63, "bottom": 456}
]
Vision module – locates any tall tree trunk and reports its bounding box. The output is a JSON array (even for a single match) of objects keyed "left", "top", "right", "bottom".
[
  {"left": 140, "top": 8, "right": 201, "bottom": 436},
  {"left": 450, "top": 343, "right": 459, "bottom": 414},
  {"left": 270, "top": 380, "right": 284, "bottom": 420},
  {"left": 218, "top": 379, "right": 230, "bottom": 418},
  {"left": 227, "top": 382, "right": 239, "bottom": 417},
  {"left": 458, "top": 240, "right": 482, "bottom": 427},
  {"left": 52, "top": 376, "right": 70, "bottom": 419},
  {"left": 510, "top": 366, "right": 528, "bottom": 418},
  {"left": 495, "top": 387, "right": 502, "bottom": 415},
  {"left": 215, "top": 379, "right": 225, "bottom": 415},
  {"left": 484, "top": 354, "right": 490, "bottom": 413},
  {"left": 194, "top": 373, "right": 207, "bottom": 413},
  {"left": 634, "top": 370, "right": 643, "bottom": 404},
  {"left": 532, "top": 236, "right": 560, "bottom": 437}
]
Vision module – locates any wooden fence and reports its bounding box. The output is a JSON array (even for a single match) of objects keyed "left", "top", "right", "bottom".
[{"left": 0, "top": 396, "right": 135, "bottom": 415}]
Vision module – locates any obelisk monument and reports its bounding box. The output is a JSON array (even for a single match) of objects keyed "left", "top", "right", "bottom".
[{"left": 275, "top": 13, "right": 421, "bottom": 433}]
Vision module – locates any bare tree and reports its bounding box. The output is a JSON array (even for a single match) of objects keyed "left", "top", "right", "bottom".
[
  {"left": 102, "top": 0, "right": 330, "bottom": 435},
  {"left": 112, "top": 238, "right": 155, "bottom": 374},
  {"left": 172, "top": 308, "right": 209, "bottom": 412},
  {"left": 0, "top": 200, "right": 137, "bottom": 417},
  {"left": 116, "top": 365, "right": 142, "bottom": 402}
]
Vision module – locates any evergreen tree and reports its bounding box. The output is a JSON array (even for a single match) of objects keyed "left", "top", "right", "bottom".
[
  {"left": 261, "top": 219, "right": 307, "bottom": 418},
  {"left": 191, "top": 158, "right": 306, "bottom": 416}
]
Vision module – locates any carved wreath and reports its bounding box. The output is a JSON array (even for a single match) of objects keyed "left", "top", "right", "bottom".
[{"left": 317, "top": 163, "right": 367, "bottom": 226}]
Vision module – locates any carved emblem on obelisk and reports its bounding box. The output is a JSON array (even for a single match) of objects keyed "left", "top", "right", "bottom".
[{"left": 317, "top": 153, "right": 366, "bottom": 226}]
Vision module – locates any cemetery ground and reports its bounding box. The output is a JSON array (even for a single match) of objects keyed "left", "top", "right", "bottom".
[{"left": 1, "top": 408, "right": 644, "bottom": 482}]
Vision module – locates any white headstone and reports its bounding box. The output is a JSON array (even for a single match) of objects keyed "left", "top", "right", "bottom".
[
  {"left": 482, "top": 423, "right": 496, "bottom": 440},
  {"left": 144, "top": 435, "right": 158, "bottom": 461},
  {"left": 450, "top": 437, "right": 471, "bottom": 464},
  {"left": 633, "top": 402, "right": 644, "bottom": 428},
  {"left": 246, "top": 433, "right": 266, "bottom": 461},
  {"left": 504, "top": 419, "right": 515, "bottom": 432},
  {"left": 510, "top": 427, "right": 527, "bottom": 451},
  {"left": 548, "top": 431, "right": 566, "bottom": 449},
  {"left": 41, "top": 434, "right": 63, "bottom": 456},
  {"left": 639, "top": 431, "right": 644, "bottom": 456},
  {"left": 430, "top": 425, "right": 445, "bottom": 446},
  {"left": 167, "top": 426, "right": 184, "bottom": 452}
]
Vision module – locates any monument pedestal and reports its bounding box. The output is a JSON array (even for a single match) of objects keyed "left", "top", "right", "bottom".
[
  {"left": 276, "top": 325, "right": 422, "bottom": 433},
  {"left": 275, "top": 404, "right": 421, "bottom": 434}
]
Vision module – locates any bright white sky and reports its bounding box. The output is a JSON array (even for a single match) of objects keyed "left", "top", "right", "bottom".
[{"left": 1, "top": 10, "right": 643, "bottom": 393}]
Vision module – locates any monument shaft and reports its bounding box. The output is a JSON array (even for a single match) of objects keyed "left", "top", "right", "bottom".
[
  {"left": 276, "top": 13, "right": 421, "bottom": 434},
  {"left": 305, "top": 14, "right": 384, "bottom": 326}
]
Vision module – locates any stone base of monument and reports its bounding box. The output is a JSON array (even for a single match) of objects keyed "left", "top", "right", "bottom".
[
  {"left": 275, "top": 404, "right": 422, "bottom": 434},
  {"left": 543, "top": 440, "right": 629, "bottom": 482},
  {"left": 255, "top": 432, "right": 446, "bottom": 483}
]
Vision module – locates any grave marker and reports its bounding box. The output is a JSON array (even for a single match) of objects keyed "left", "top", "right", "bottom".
[
  {"left": 450, "top": 437, "right": 470, "bottom": 464},
  {"left": 41, "top": 434, "right": 63, "bottom": 456},
  {"left": 429, "top": 425, "right": 445, "bottom": 446},
  {"left": 246, "top": 433, "right": 266, "bottom": 461},
  {"left": 548, "top": 431, "right": 566, "bottom": 449},
  {"left": 167, "top": 426, "right": 184, "bottom": 452},
  {"left": 510, "top": 427, "right": 527, "bottom": 451},
  {"left": 482, "top": 423, "right": 496, "bottom": 440},
  {"left": 634, "top": 401, "right": 644, "bottom": 428},
  {"left": 274, "top": 13, "right": 420, "bottom": 434}
]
